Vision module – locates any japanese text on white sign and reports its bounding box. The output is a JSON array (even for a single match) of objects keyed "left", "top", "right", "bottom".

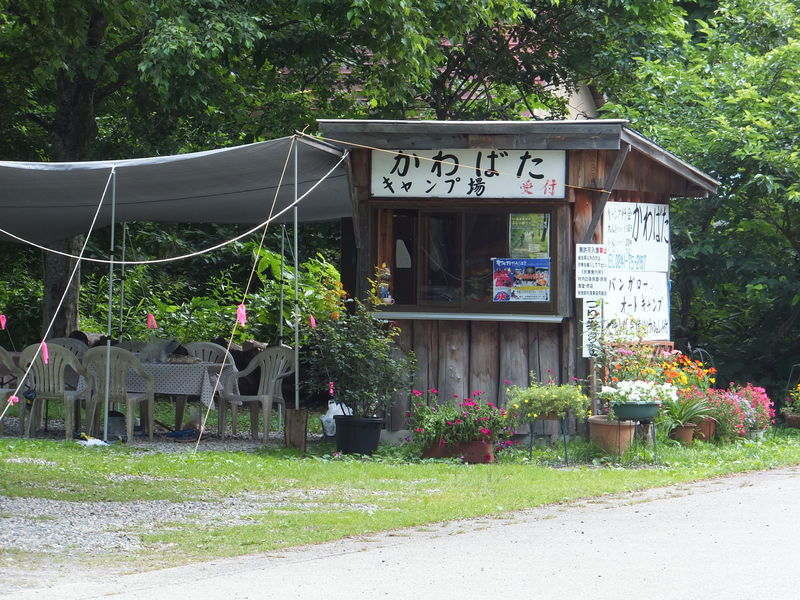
[
  {"left": 575, "top": 244, "right": 608, "bottom": 299},
  {"left": 371, "top": 149, "right": 566, "bottom": 198}
]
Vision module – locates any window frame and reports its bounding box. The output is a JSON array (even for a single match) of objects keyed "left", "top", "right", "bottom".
[{"left": 370, "top": 200, "right": 560, "bottom": 315}]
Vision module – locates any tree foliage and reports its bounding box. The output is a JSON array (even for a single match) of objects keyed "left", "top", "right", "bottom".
[{"left": 603, "top": 0, "right": 800, "bottom": 392}]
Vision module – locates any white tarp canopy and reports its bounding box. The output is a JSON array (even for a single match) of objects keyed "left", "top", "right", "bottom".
[{"left": 0, "top": 136, "right": 350, "bottom": 243}]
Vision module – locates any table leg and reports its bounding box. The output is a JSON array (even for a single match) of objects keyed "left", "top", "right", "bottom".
[
  {"left": 175, "top": 395, "right": 187, "bottom": 430},
  {"left": 139, "top": 401, "right": 150, "bottom": 434}
]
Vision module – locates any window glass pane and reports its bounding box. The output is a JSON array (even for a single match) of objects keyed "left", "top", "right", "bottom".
[
  {"left": 464, "top": 213, "right": 507, "bottom": 303},
  {"left": 420, "top": 213, "right": 462, "bottom": 303},
  {"left": 391, "top": 210, "right": 416, "bottom": 304}
]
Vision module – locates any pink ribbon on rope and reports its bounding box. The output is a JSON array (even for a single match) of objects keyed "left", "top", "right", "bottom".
[
  {"left": 236, "top": 304, "right": 247, "bottom": 326},
  {"left": 309, "top": 315, "right": 317, "bottom": 329},
  {"left": 40, "top": 341, "right": 49, "bottom": 365},
  {"left": 0, "top": 314, "right": 6, "bottom": 330},
  {"left": 7, "top": 395, "right": 19, "bottom": 406},
  {"left": 146, "top": 313, "right": 158, "bottom": 329}
]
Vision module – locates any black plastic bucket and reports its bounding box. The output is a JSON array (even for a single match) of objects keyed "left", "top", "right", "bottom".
[{"left": 333, "top": 416, "right": 384, "bottom": 454}]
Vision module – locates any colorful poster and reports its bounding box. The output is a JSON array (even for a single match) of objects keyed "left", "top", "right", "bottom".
[
  {"left": 492, "top": 258, "right": 550, "bottom": 302},
  {"left": 509, "top": 213, "right": 550, "bottom": 258},
  {"left": 371, "top": 148, "right": 566, "bottom": 198}
]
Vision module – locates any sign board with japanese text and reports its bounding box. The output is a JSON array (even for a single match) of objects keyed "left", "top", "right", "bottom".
[
  {"left": 603, "top": 202, "right": 670, "bottom": 273},
  {"left": 604, "top": 270, "right": 670, "bottom": 340},
  {"left": 491, "top": 258, "right": 550, "bottom": 302},
  {"left": 371, "top": 149, "right": 566, "bottom": 199},
  {"left": 575, "top": 244, "right": 608, "bottom": 299},
  {"left": 582, "top": 299, "right": 604, "bottom": 358}
]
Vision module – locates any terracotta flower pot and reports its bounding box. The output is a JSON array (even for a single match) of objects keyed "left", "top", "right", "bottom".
[
  {"left": 457, "top": 440, "right": 495, "bottom": 464},
  {"left": 421, "top": 440, "right": 495, "bottom": 463},
  {"left": 785, "top": 413, "right": 800, "bottom": 429},
  {"left": 669, "top": 424, "right": 696, "bottom": 446},
  {"left": 694, "top": 417, "right": 716, "bottom": 441},
  {"left": 588, "top": 415, "right": 636, "bottom": 455}
]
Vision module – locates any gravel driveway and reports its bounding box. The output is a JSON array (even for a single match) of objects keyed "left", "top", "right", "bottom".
[{"left": 5, "top": 466, "right": 800, "bottom": 600}]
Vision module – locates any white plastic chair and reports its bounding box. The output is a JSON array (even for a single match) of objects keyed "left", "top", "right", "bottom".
[
  {"left": 185, "top": 342, "right": 237, "bottom": 436},
  {"left": 0, "top": 346, "right": 21, "bottom": 435},
  {"left": 46, "top": 337, "right": 89, "bottom": 359},
  {"left": 82, "top": 346, "right": 154, "bottom": 441},
  {"left": 219, "top": 347, "right": 293, "bottom": 440},
  {"left": 18, "top": 343, "right": 84, "bottom": 440}
]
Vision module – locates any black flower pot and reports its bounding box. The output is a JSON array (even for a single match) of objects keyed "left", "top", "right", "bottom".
[{"left": 333, "top": 415, "right": 384, "bottom": 454}]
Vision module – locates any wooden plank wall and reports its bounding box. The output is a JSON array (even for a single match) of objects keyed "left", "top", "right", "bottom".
[{"left": 389, "top": 319, "right": 568, "bottom": 431}]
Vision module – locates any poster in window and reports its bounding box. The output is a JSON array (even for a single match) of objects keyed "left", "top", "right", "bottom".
[
  {"left": 492, "top": 258, "right": 550, "bottom": 302},
  {"left": 509, "top": 213, "right": 550, "bottom": 258}
]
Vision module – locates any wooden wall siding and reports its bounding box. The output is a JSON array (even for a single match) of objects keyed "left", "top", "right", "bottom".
[
  {"left": 389, "top": 323, "right": 414, "bottom": 430},
  {"left": 498, "top": 322, "right": 529, "bottom": 405},
  {"left": 469, "top": 322, "right": 499, "bottom": 395},
  {"left": 391, "top": 320, "right": 567, "bottom": 429},
  {"left": 437, "top": 321, "right": 470, "bottom": 402}
]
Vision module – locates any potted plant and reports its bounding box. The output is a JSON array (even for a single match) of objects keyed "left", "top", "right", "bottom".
[
  {"left": 599, "top": 380, "right": 677, "bottom": 422},
  {"left": 782, "top": 383, "right": 800, "bottom": 428},
  {"left": 659, "top": 396, "right": 715, "bottom": 446},
  {"left": 410, "top": 390, "right": 513, "bottom": 463},
  {"left": 732, "top": 383, "right": 774, "bottom": 439},
  {"left": 506, "top": 380, "right": 589, "bottom": 422},
  {"left": 304, "top": 298, "right": 414, "bottom": 454},
  {"left": 679, "top": 388, "right": 717, "bottom": 440}
]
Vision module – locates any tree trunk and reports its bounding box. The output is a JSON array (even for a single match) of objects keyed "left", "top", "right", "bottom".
[
  {"left": 42, "top": 237, "right": 84, "bottom": 338},
  {"left": 39, "top": 10, "right": 107, "bottom": 338}
]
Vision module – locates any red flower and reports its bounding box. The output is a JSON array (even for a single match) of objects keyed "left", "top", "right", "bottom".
[
  {"left": 414, "top": 428, "right": 424, "bottom": 433},
  {"left": 411, "top": 389, "right": 423, "bottom": 397}
]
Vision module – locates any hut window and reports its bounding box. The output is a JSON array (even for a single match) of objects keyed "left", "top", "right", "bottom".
[{"left": 374, "top": 207, "right": 554, "bottom": 310}]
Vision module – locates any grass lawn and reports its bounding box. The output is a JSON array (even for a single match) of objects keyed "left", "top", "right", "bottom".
[{"left": 2, "top": 429, "right": 800, "bottom": 567}]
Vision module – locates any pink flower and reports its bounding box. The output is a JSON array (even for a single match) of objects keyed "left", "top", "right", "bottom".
[
  {"left": 503, "top": 379, "right": 512, "bottom": 385},
  {"left": 328, "top": 381, "right": 336, "bottom": 396},
  {"left": 454, "top": 419, "right": 463, "bottom": 425},
  {"left": 411, "top": 390, "right": 424, "bottom": 397},
  {"left": 479, "top": 427, "right": 492, "bottom": 436},
  {"left": 428, "top": 388, "right": 439, "bottom": 394},
  {"left": 414, "top": 428, "right": 424, "bottom": 433},
  {"left": 617, "top": 348, "right": 634, "bottom": 356},
  {"left": 472, "top": 390, "right": 484, "bottom": 396},
  {"left": 462, "top": 400, "right": 477, "bottom": 407},
  {"left": 446, "top": 421, "right": 454, "bottom": 426}
]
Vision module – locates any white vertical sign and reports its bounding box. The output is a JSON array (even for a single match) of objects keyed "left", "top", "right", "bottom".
[{"left": 582, "top": 299, "right": 604, "bottom": 358}]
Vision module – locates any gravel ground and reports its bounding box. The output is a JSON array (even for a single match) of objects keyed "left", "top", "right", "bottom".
[
  {"left": 7, "top": 466, "right": 800, "bottom": 600},
  {"left": 0, "top": 415, "right": 324, "bottom": 453}
]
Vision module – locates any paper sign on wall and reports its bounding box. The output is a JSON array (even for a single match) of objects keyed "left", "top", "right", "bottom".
[
  {"left": 582, "top": 299, "right": 604, "bottom": 358},
  {"left": 492, "top": 258, "right": 550, "bottom": 302},
  {"left": 372, "top": 149, "right": 566, "bottom": 198},
  {"left": 604, "top": 271, "right": 670, "bottom": 340},
  {"left": 575, "top": 244, "right": 608, "bottom": 298},
  {"left": 603, "top": 202, "right": 670, "bottom": 272}
]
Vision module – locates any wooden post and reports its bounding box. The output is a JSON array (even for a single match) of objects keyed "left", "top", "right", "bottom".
[{"left": 284, "top": 408, "right": 308, "bottom": 452}]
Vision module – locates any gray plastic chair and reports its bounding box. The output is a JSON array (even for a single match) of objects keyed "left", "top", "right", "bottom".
[
  {"left": 18, "top": 343, "right": 84, "bottom": 440},
  {"left": 219, "top": 347, "right": 293, "bottom": 440},
  {"left": 0, "top": 346, "right": 21, "bottom": 435},
  {"left": 46, "top": 337, "right": 89, "bottom": 359},
  {"left": 83, "top": 346, "right": 154, "bottom": 441}
]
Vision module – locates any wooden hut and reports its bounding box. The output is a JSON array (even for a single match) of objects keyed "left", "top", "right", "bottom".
[{"left": 317, "top": 119, "right": 719, "bottom": 430}]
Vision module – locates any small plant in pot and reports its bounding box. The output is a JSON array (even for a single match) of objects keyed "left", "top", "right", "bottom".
[
  {"left": 782, "top": 383, "right": 800, "bottom": 428},
  {"left": 659, "top": 396, "right": 715, "bottom": 446},
  {"left": 600, "top": 380, "right": 677, "bottom": 422},
  {"left": 410, "top": 390, "right": 513, "bottom": 463},
  {"left": 506, "top": 380, "right": 589, "bottom": 422},
  {"left": 303, "top": 298, "right": 414, "bottom": 455}
]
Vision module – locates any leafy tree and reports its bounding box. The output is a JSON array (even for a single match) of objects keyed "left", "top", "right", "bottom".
[{"left": 602, "top": 0, "right": 800, "bottom": 393}]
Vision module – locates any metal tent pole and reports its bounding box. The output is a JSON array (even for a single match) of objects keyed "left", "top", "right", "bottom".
[
  {"left": 119, "top": 222, "right": 126, "bottom": 335},
  {"left": 103, "top": 169, "right": 117, "bottom": 441},
  {"left": 293, "top": 142, "right": 300, "bottom": 411},
  {"left": 279, "top": 225, "right": 285, "bottom": 344}
]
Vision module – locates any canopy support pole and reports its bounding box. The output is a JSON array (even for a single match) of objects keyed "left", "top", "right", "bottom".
[
  {"left": 279, "top": 225, "right": 285, "bottom": 344},
  {"left": 103, "top": 169, "right": 117, "bottom": 441},
  {"left": 293, "top": 142, "right": 300, "bottom": 411},
  {"left": 119, "top": 222, "right": 126, "bottom": 336}
]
